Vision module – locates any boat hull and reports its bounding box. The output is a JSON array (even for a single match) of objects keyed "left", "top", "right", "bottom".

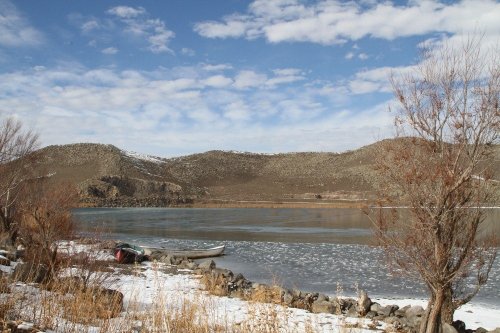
[{"left": 143, "top": 245, "right": 225, "bottom": 259}]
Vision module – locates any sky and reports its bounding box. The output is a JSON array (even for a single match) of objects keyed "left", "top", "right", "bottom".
[{"left": 0, "top": 0, "right": 499, "bottom": 157}]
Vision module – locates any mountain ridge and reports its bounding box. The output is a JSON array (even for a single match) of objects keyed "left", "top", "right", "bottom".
[{"left": 33, "top": 141, "right": 499, "bottom": 207}]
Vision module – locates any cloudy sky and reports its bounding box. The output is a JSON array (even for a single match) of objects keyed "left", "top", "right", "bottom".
[{"left": 0, "top": 0, "right": 498, "bottom": 156}]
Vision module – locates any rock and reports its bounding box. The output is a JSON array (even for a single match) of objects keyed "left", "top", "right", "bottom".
[
  {"left": 370, "top": 302, "right": 382, "bottom": 313},
  {"left": 231, "top": 273, "right": 244, "bottom": 283},
  {"left": 357, "top": 290, "right": 371, "bottom": 315},
  {"left": 212, "top": 268, "right": 233, "bottom": 280},
  {"left": 172, "top": 256, "right": 185, "bottom": 265},
  {"left": 311, "top": 300, "right": 335, "bottom": 314},
  {"left": 453, "top": 320, "right": 466, "bottom": 333},
  {"left": 178, "top": 259, "right": 197, "bottom": 270},
  {"left": 379, "top": 304, "right": 399, "bottom": 317},
  {"left": 406, "top": 305, "right": 425, "bottom": 318},
  {"left": 365, "top": 311, "right": 377, "bottom": 319},
  {"left": 443, "top": 323, "right": 459, "bottom": 333},
  {"left": 346, "top": 306, "right": 359, "bottom": 318},
  {"left": 331, "top": 297, "right": 349, "bottom": 313},
  {"left": 0, "top": 255, "right": 10, "bottom": 266},
  {"left": 394, "top": 305, "right": 410, "bottom": 317},
  {"left": 405, "top": 305, "right": 425, "bottom": 328},
  {"left": 283, "top": 290, "right": 294, "bottom": 306},
  {"left": 475, "top": 328, "right": 487, "bottom": 333},
  {"left": 316, "top": 293, "right": 328, "bottom": 302},
  {"left": 13, "top": 263, "right": 49, "bottom": 283},
  {"left": 486, "top": 328, "right": 500, "bottom": 333},
  {"left": 199, "top": 259, "right": 216, "bottom": 271}
]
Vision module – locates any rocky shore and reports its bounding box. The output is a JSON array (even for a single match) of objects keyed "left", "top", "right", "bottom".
[{"left": 0, "top": 242, "right": 499, "bottom": 333}]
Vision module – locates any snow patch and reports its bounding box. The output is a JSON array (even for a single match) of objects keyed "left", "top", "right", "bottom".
[{"left": 122, "top": 150, "right": 166, "bottom": 164}]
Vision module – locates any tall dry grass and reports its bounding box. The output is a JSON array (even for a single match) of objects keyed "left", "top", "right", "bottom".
[{"left": 0, "top": 249, "right": 339, "bottom": 333}]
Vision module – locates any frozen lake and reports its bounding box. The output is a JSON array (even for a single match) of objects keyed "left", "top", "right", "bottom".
[{"left": 73, "top": 207, "right": 500, "bottom": 306}]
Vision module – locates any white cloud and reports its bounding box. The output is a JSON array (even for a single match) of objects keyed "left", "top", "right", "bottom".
[
  {"left": 202, "top": 75, "right": 233, "bottom": 88},
  {"left": 358, "top": 53, "right": 369, "bottom": 60},
  {"left": 203, "top": 64, "right": 233, "bottom": 72},
  {"left": 345, "top": 52, "right": 355, "bottom": 60},
  {"left": 106, "top": 6, "right": 175, "bottom": 54},
  {"left": 233, "top": 70, "right": 267, "bottom": 89},
  {"left": 224, "top": 100, "right": 251, "bottom": 121},
  {"left": 266, "top": 74, "right": 304, "bottom": 87},
  {"left": 181, "top": 47, "right": 195, "bottom": 56},
  {"left": 0, "top": 0, "right": 44, "bottom": 47},
  {"left": 147, "top": 25, "right": 175, "bottom": 53},
  {"left": 194, "top": 0, "right": 500, "bottom": 45},
  {"left": 0, "top": 64, "right": 397, "bottom": 156},
  {"left": 101, "top": 47, "right": 118, "bottom": 55},
  {"left": 107, "top": 6, "right": 146, "bottom": 19},
  {"left": 272, "top": 68, "right": 302, "bottom": 76},
  {"left": 194, "top": 17, "right": 250, "bottom": 39},
  {"left": 347, "top": 65, "right": 418, "bottom": 94},
  {"left": 81, "top": 20, "right": 100, "bottom": 33}
]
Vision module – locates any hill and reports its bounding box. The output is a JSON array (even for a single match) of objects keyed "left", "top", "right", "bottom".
[{"left": 33, "top": 141, "right": 499, "bottom": 207}]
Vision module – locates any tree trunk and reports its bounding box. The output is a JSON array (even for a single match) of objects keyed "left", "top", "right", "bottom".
[
  {"left": 419, "top": 298, "right": 434, "bottom": 333},
  {"left": 420, "top": 289, "right": 445, "bottom": 333},
  {"left": 442, "top": 287, "right": 454, "bottom": 324}
]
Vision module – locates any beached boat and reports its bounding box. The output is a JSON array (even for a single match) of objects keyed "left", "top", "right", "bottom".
[
  {"left": 114, "top": 243, "right": 147, "bottom": 264},
  {"left": 143, "top": 245, "right": 225, "bottom": 259}
]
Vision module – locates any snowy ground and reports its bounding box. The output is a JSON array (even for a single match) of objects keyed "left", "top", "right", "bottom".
[
  {"left": 106, "top": 261, "right": 499, "bottom": 331},
  {"left": 3, "top": 241, "right": 498, "bottom": 332}
]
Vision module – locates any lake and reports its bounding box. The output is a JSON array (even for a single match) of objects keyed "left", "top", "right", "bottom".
[{"left": 73, "top": 207, "right": 500, "bottom": 305}]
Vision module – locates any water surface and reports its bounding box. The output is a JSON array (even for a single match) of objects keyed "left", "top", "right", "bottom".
[{"left": 73, "top": 207, "right": 500, "bottom": 305}]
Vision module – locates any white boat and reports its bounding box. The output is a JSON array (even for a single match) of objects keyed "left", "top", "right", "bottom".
[{"left": 143, "top": 245, "right": 225, "bottom": 259}]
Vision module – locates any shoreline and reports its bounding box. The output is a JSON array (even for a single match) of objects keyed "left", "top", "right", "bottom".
[
  {"left": 1, "top": 240, "right": 498, "bottom": 332},
  {"left": 79, "top": 199, "right": 371, "bottom": 209}
]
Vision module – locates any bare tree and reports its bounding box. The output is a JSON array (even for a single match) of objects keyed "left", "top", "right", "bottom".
[
  {"left": 373, "top": 37, "right": 499, "bottom": 333},
  {"left": 0, "top": 118, "right": 39, "bottom": 245},
  {"left": 20, "top": 182, "right": 77, "bottom": 278}
]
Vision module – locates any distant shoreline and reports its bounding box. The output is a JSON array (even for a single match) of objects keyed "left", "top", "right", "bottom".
[{"left": 78, "top": 199, "right": 371, "bottom": 209}]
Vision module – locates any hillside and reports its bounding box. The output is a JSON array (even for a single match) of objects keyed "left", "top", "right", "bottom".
[{"left": 33, "top": 141, "right": 500, "bottom": 207}]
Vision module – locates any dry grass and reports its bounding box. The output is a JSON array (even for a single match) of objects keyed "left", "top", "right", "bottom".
[{"left": 0, "top": 249, "right": 359, "bottom": 333}]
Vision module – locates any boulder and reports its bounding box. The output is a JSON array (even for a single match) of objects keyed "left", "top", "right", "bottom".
[
  {"left": 311, "top": 300, "right": 335, "bottom": 314},
  {"left": 379, "top": 304, "right": 399, "bottom": 317},
  {"left": 346, "top": 306, "right": 359, "bottom": 318},
  {"left": 452, "top": 320, "right": 466, "bottom": 333},
  {"left": 357, "top": 290, "right": 371, "bottom": 315},
  {"left": 406, "top": 305, "right": 425, "bottom": 318},
  {"left": 13, "top": 263, "right": 49, "bottom": 283},
  {"left": 365, "top": 311, "right": 377, "bottom": 319},
  {"left": 443, "top": 323, "right": 459, "bottom": 333},
  {"left": 199, "top": 259, "right": 216, "bottom": 271},
  {"left": 394, "top": 305, "right": 410, "bottom": 317},
  {"left": 370, "top": 302, "right": 382, "bottom": 313},
  {"left": 212, "top": 268, "right": 233, "bottom": 280},
  {"left": 475, "top": 328, "right": 487, "bottom": 333},
  {"left": 230, "top": 273, "right": 245, "bottom": 283}
]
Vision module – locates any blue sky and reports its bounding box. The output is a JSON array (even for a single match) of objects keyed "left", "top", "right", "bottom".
[{"left": 0, "top": 0, "right": 499, "bottom": 156}]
